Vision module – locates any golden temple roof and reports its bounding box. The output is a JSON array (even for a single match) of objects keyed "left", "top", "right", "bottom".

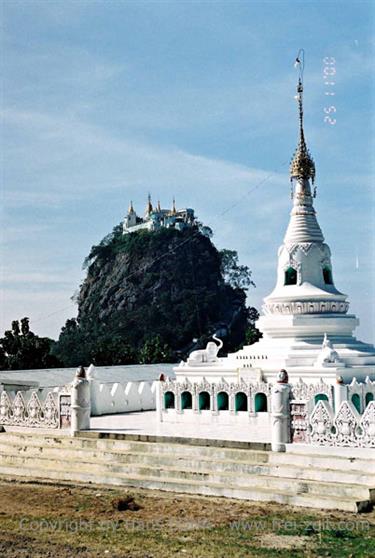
[{"left": 290, "top": 74, "right": 316, "bottom": 184}]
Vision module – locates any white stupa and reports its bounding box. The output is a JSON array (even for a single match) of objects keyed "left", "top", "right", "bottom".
[{"left": 176, "top": 65, "right": 375, "bottom": 385}]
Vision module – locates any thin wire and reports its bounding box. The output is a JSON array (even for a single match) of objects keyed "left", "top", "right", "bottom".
[
  {"left": 30, "top": 158, "right": 289, "bottom": 327},
  {"left": 31, "top": 303, "right": 77, "bottom": 325}
]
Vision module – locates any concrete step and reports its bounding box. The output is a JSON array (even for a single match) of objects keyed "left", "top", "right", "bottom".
[
  {"left": 2, "top": 431, "right": 373, "bottom": 470},
  {"left": 0, "top": 433, "right": 104, "bottom": 451},
  {"left": 285, "top": 444, "right": 375, "bottom": 459},
  {"left": 0, "top": 452, "right": 372, "bottom": 502},
  {"left": 1, "top": 441, "right": 374, "bottom": 488},
  {"left": 269, "top": 451, "right": 375, "bottom": 474},
  {"left": 0, "top": 432, "right": 373, "bottom": 513},
  {"left": 0, "top": 441, "right": 268, "bottom": 470},
  {"left": 2, "top": 433, "right": 373, "bottom": 474},
  {"left": 0, "top": 462, "right": 369, "bottom": 513},
  {"left": 94, "top": 438, "right": 375, "bottom": 474},
  {"left": 0, "top": 433, "right": 270, "bottom": 462},
  {"left": 107, "top": 463, "right": 373, "bottom": 501}
]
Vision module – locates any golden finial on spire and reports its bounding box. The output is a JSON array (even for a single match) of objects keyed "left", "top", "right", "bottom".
[
  {"left": 290, "top": 49, "right": 316, "bottom": 187},
  {"left": 128, "top": 200, "right": 134, "bottom": 214},
  {"left": 146, "top": 193, "right": 153, "bottom": 214}
]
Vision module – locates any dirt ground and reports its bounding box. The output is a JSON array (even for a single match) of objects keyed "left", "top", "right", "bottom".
[{"left": 0, "top": 478, "right": 374, "bottom": 557}]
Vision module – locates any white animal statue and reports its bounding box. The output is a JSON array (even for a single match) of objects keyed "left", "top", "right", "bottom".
[
  {"left": 315, "top": 333, "right": 343, "bottom": 367},
  {"left": 187, "top": 335, "right": 224, "bottom": 366}
]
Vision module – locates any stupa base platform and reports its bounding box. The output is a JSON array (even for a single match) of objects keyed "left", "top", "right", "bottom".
[{"left": 175, "top": 325, "right": 375, "bottom": 385}]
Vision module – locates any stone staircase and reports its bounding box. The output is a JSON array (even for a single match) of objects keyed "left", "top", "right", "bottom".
[{"left": 0, "top": 430, "right": 374, "bottom": 513}]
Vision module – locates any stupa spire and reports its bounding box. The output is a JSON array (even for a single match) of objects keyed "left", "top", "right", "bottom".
[
  {"left": 171, "top": 197, "right": 177, "bottom": 215},
  {"left": 145, "top": 193, "right": 153, "bottom": 215},
  {"left": 290, "top": 49, "right": 316, "bottom": 187},
  {"left": 284, "top": 51, "right": 323, "bottom": 245}
]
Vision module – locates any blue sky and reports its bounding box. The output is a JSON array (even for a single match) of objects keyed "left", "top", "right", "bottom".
[{"left": 1, "top": 0, "right": 374, "bottom": 342}]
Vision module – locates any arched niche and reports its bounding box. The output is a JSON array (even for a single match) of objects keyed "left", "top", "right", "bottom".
[
  {"left": 235, "top": 392, "right": 248, "bottom": 412},
  {"left": 217, "top": 391, "right": 229, "bottom": 411},
  {"left": 284, "top": 267, "right": 297, "bottom": 286},
  {"left": 164, "top": 391, "right": 175, "bottom": 409},
  {"left": 181, "top": 391, "right": 193, "bottom": 410},
  {"left": 199, "top": 391, "right": 211, "bottom": 411},
  {"left": 254, "top": 393, "right": 268, "bottom": 412}
]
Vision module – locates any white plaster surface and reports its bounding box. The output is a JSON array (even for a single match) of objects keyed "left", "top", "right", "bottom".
[
  {"left": 89, "top": 410, "right": 272, "bottom": 442},
  {"left": 89, "top": 379, "right": 157, "bottom": 416}
]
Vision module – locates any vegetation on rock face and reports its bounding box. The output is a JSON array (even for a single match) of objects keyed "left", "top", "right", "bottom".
[
  {"left": 52, "top": 225, "right": 261, "bottom": 366},
  {"left": 0, "top": 318, "right": 61, "bottom": 370},
  {"left": 220, "top": 249, "right": 256, "bottom": 290},
  {"left": 0, "top": 226, "right": 261, "bottom": 370}
]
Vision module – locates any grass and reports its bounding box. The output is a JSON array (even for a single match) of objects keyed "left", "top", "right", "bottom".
[{"left": 0, "top": 479, "right": 374, "bottom": 557}]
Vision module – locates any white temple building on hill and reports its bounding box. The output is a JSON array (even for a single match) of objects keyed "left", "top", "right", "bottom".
[
  {"left": 175, "top": 66, "right": 375, "bottom": 386},
  {"left": 123, "top": 195, "right": 197, "bottom": 234}
]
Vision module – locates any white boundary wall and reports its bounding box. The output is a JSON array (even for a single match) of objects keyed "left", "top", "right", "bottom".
[
  {"left": 88, "top": 365, "right": 157, "bottom": 416},
  {"left": 0, "top": 365, "right": 158, "bottom": 420}
]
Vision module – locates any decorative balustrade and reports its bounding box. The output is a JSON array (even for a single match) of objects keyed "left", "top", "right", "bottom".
[
  {"left": 290, "top": 377, "right": 375, "bottom": 448},
  {"left": 309, "top": 400, "right": 375, "bottom": 448},
  {"left": 290, "top": 377, "right": 333, "bottom": 405},
  {"left": 0, "top": 389, "right": 70, "bottom": 429},
  {"left": 346, "top": 377, "right": 375, "bottom": 414},
  {"left": 160, "top": 377, "right": 272, "bottom": 414},
  {"left": 159, "top": 376, "right": 375, "bottom": 449}
]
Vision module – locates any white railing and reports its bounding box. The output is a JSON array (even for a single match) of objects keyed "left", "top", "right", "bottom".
[
  {"left": 159, "top": 377, "right": 272, "bottom": 414},
  {"left": 309, "top": 400, "right": 375, "bottom": 448},
  {"left": 0, "top": 389, "right": 64, "bottom": 429},
  {"left": 158, "top": 376, "right": 375, "bottom": 450},
  {"left": 290, "top": 377, "right": 375, "bottom": 448}
]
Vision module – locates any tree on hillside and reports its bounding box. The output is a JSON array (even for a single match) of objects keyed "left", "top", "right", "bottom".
[
  {"left": 244, "top": 307, "right": 262, "bottom": 346},
  {"left": 49, "top": 319, "right": 89, "bottom": 368},
  {"left": 138, "top": 335, "right": 174, "bottom": 364},
  {"left": 51, "top": 318, "right": 138, "bottom": 367},
  {"left": 220, "top": 249, "right": 255, "bottom": 290},
  {"left": 0, "top": 318, "right": 61, "bottom": 370}
]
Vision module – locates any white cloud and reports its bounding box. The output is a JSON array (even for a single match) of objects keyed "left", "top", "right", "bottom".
[{"left": 2, "top": 107, "right": 289, "bottom": 210}]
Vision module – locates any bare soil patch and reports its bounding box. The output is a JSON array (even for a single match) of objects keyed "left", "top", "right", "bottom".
[{"left": 0, "top": 478, "right": 374, "bottom": 557}]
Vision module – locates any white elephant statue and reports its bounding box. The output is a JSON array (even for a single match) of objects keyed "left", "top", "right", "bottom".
[
  {"left": 187, "top": 335, "right": 223, "bottom": 366},
  {"left": 315, "top": 333, "right": 343, "bottom": 367}
]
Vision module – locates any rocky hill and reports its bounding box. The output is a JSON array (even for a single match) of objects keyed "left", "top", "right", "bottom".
[{"left": 54, "top": 224, "right": 259, "bottom": 366}]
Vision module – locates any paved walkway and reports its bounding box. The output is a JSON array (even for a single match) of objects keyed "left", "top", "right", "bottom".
[
  {"left": 90, "top": 410, "right": 271, "bottom": 443},
  {"left": 89, "top": 412, "right": 372, "bottom": 457}
]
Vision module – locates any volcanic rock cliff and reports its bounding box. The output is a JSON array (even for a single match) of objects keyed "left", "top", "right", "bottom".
[{"left": 55, "top": 225, "right": 257, "bottom": 366}]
